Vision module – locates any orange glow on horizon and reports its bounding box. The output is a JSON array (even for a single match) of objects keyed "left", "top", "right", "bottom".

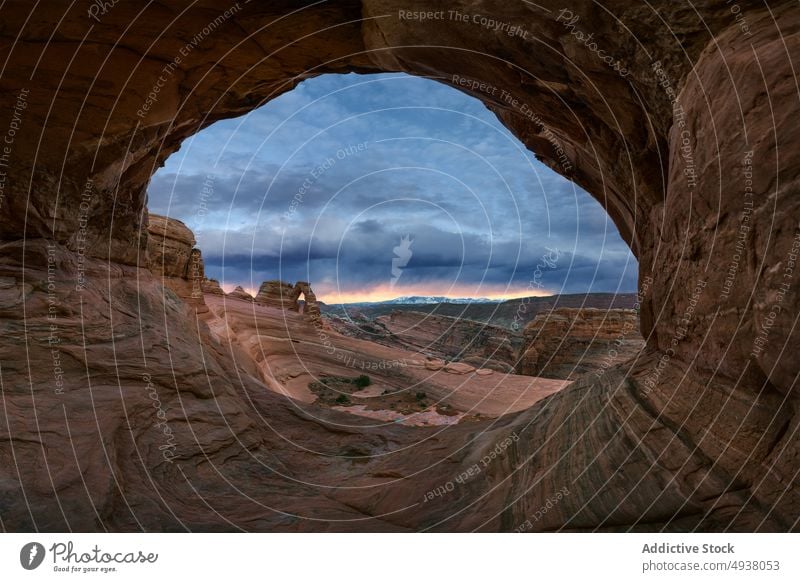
[
  {"left": 313, "top": 282, "right": 553, "bottom": 304},
  {"left": 217, "top": 281, "right": 553, "bottom": 304}
]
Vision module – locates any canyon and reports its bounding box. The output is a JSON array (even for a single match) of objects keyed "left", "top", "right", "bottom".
[
  {"left": 327, "top": 310, "right": 525, "bottom": 373},
  {"left": 201, "top": 291, "right": 568, "bottom": 422},
  {"left": 323, "top": 292, "right": 638, "bottom": 329},
  {"left": 0, "top": 0, "right": 797, "bottom": 532},
  {"left": 327, "top": 306, "right": 645, "bottom": 379},
  {"left": 518, "top": 308, "right": 644, "bottom": 380},
  {"left": 145, "top": 213, "right": 572, "bottom": 422}
]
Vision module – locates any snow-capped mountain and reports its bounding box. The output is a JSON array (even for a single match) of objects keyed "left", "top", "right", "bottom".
[{"left": 341, "top": 295, "right": 503, "bottom": 306}]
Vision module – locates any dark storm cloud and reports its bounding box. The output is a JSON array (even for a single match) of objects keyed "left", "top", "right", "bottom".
[{"left": 147, "top": 72, "right": 637, "bottom": 300}]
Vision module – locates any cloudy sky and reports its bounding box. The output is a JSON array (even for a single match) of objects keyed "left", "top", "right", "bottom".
[{"left": 147, "top": 73, "right": 637, "bottom": 303}]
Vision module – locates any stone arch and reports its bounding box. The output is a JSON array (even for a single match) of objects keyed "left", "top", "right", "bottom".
[{"left": 1, "top": 1, "right": 798, "bottom": 530}]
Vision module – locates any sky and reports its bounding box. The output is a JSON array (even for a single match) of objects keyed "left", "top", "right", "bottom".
[{"left": 147, "top": 73, "right": 637, "bottom": 304}]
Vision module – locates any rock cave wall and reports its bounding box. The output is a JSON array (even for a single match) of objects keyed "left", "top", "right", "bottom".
[{"left": 0, "top": 1, "right": 797, "bottom": 531}]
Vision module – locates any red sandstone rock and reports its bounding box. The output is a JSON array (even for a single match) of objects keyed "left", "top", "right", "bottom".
[
  {"left": 228, "top": 286, "right": 254, "bottom": 302},
  {"left": 146, "top": 213, "right": 206, "bottom": 311},
  {"left": 295, "top": 281, "right": 322, "bottom": 327},
  {"left": 0, "top": 0, "right": 797, "bottom": 533},
  {"left": 255, "top": 280, "right": 298, "bottom": 310},
  {"left": 331, "top": 309, "right": 524, "bottom": 369},
  {"left": 425, "top": 358, "right": 445, "bottom": 371},
  {"left": 146, "top": 214, "right": 196, "bottom": 278},
  {"left": 201, "top": 278, "right": 225, "bottom": 296},
  {"left": 518, "top": 308, "right": 644, "bottom": 380}
]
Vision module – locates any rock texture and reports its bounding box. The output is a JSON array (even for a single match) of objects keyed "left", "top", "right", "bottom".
[
  {"left": 146, "top": 214, "right": 197, "bottom": 279},
  {"left": 252, "top": 280, "right": 321, "bottom": 327},
  {"left": 227, "top": 286, "right": 253, "bottom": 302},
  {"left": 146, "top": 213, "right": 206, "bottom": 311},
  {"left": 295, "top": 281, "right": 322, "bottom": 328},
  {"left": 328, "top": 310, "right": 525, "bottom": 371},
  {"left": 518, "top": 308, "right": 644, "bottom": 380},
  {"left": 202, "top": 293, "right": 565, "bottom": 415},
  {"left": 201, "top": 278, "right": 225, "bottom": 296},
  {"left": 255, "top": 280, "right": 298, "bottom": 310},
  {"left": 0, "top": 0, "right": 798, "bottom": 532},
  {"left": 329, "top": 308, "right": 641, "bottom": 377}
]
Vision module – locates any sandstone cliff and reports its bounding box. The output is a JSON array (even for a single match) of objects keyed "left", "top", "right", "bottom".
[
  {"left": 518, "top": 308, "right": 644, "bottom": 380},
  {"left": 146, "top": 213, "right": 206, "bottom": 311}
]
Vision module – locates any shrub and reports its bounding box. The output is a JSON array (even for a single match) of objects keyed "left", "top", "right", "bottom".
[
  {"left": 415, "top": 391, "right": 427, "bottom": 401},
  {"left": 335, "top": 394, "right": 350, "bottom": 405},
  {"left": 354, "top": 375, "right": 371, "bottom": 388}
]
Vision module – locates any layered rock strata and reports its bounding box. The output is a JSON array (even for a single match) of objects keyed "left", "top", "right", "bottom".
[
  {"left": 255, "top": 280, "right": 299, "bottom": 310},
  {"left": 518, "top": 308, "right": 644, "bottom": 380},
  {"left": 146, "top": 214, "right": 206, "bottom": 311},
  {"left": 228, "top": 286, "right": 254, "bottom": 302},
  {"left": 201, "top": 278, "right": 225, "bottom": 296},
  {"left": 328, "top": 310, "right": 524, "bottom": 371}
]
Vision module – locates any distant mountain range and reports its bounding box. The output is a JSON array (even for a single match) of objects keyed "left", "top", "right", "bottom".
[
  {"left": 322, "top": 292, "right": 640, "bottom": 330},
  {"left": 339, "top": 295, "right": 503, "bottom": 307}
]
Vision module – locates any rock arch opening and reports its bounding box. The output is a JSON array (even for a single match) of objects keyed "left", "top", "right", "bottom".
[{"left": 144, "top": 71, "right": 641, "bottom": 387}]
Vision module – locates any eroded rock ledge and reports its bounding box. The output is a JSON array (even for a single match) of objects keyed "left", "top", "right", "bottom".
[
  {"left": 146, "top": 213, "right": 206, "bottom": 311},
  {"left": 146, "top": 214, "right": 322, "bottom": 325},
  {"left": 518, "top": 308, "right": 644, "bottom": 380}
]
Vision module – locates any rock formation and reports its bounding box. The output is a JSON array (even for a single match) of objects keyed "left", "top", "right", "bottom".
[
  {"left": 255, "top": 280, "right": 299, "bottom": 310},
  {"left": 425, "top": 358, "right": 445, "bottom": 371},
  {"left": 146, "top": 214, "right": 195, "bottom": 278},
  {"left": 201, "top": 295, "right": 564, "bottom": 419},
  {"left": 444, "top": 361, "right": 476, "bottom": 375},
  {"left": 201, "top": 278, "right": 225, "bottom": 296},
  {"left": 330, "top": 307, "right": 641, "bottom": 378},
  {"left": 215, "top": 279, "right": 325, "bottom": 326},
  {"left": 0, "top": 0, "right": 797, "bottom": 532},
  {"left": 518, "top": 308, "right": 644, "bottom": 380},
  {"left": 323, "top": 292, "right": 639, "bottom": 329},
  {"left": 227, "top": 286, "right": 254, "bottom": 302},
  {"left": 294, "top": 281, "right": 322, "bottom": 328},
  {"left": 329, "top": 310, "right": 525, "bottom": 371},
  {"left": 146, "top": 213, "right": 206, "bottom": 311}
]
